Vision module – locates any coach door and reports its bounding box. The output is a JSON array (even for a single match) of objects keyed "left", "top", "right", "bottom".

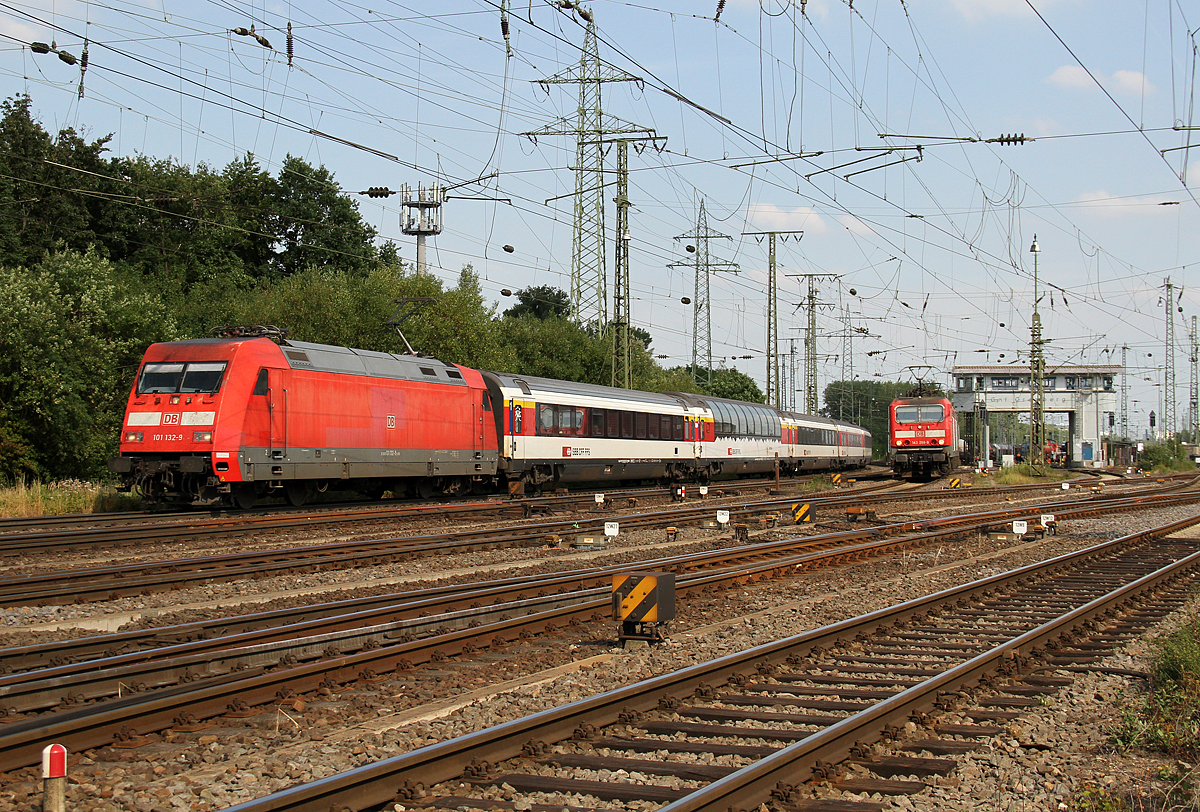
[{"left": 268, "top": 368, "right": 288, "bottom": 458}]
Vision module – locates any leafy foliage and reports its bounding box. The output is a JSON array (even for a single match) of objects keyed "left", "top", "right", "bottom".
[
  {"left": 1, "top": 94, "right": 914, "bottom": 486},
  {"left": 0, "top": 249, "right": 173, "bottom": 480}
]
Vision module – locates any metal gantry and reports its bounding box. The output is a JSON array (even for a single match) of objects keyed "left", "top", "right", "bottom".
[{"left": 671, "top": 200, "right": 737, "bottom": 387}]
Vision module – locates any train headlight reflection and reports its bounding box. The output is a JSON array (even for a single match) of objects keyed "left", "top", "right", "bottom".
[{"left": 192, "top": 431, "right": 213, "bottom": 443}]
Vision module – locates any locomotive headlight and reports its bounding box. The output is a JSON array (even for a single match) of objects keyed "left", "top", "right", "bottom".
[
  {"left": 192, "top": 431, "right": 213, "bottom": 443},
  {"left": 123, "top": 431, "right": 144, "bottom": 443}
]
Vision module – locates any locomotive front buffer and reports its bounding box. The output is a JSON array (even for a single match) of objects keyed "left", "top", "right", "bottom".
[{"left": 612, "top": 572, "right": 675, "bottom": 646}]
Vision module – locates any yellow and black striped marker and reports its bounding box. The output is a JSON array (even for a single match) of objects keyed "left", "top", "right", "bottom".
[
  {"left": 792, "top": 503, "right": 813, "bottom": 523},
  {"left": 612, "top": 572, "right": 676, "bottom": 624},
  {"left": 948, "top": 477, "right": 961, "bottom": 488},
  {"left": 831, "top": 473, "right": 842, "bottom": 485}
]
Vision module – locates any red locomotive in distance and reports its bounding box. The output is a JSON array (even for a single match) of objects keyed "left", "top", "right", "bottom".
[{"left": 888, "top": 395, "right": 961, "bottom": 480}]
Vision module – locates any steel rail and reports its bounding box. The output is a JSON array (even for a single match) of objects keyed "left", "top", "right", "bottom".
[
  {"left": 0, "top": 490, "right": 1179, "bottom": 770},
  {"left": 212, "top": 512, "right": 1200, "bottom": 812},
  {"left": 5, "top": 485, "right": 1197, "bottom": 674},
  {"left": 0, "top": 479, "right": 1177, "bottom": 606}
]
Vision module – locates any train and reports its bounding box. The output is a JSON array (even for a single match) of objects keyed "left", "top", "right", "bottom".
[
  {"left": 107, "top": 327, "right": 872, "bottom": 508},
  {"left": 887, "top": 395, "right": 961, "bottom": 479}
]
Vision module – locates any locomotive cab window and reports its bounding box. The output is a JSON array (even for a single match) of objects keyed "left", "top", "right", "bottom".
[
  {"left": 137, "top": 361, "right": 228, "bottom": 394},
  {"left": 253, "top": 369, "right": 268, "bottom": 396},
  {"left": 895, "top": 404, "right": 944, "bottom": 423}
]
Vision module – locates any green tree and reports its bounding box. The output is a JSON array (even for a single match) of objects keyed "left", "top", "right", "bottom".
[
  {"left": 268, "top": 155, "right": 377, "bottom": 277},
  {"left": 0, "top": 249, "right": 174, "bottom": 480},
  {"left": 502, "top": 285, "right": 571, "bottom": 320},
  {"left": 706, "top": 368, "right": 765, "bottom": 403},
  {"left": 0, "top": 94, "right": 113, "bottom": 266}
]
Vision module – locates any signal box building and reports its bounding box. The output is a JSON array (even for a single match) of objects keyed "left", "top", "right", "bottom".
[{"left": 950, "top": 365, "right": 1120, "bottom": 468}]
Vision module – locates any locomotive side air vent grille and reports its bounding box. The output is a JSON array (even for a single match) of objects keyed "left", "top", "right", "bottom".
[
  {"left": 446, "top": 370, "right": 462, "bottom": 379},
  {"left": 419, "top": 366, "right": 437, "bottom": 376}
]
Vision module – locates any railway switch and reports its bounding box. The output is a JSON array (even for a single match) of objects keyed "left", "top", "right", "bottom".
[
  {"left": 733, "top": 523, "right": 749, "bottom": 542},
  {"left": 612, "top": 572, "right": 675, "bottom": 644}
]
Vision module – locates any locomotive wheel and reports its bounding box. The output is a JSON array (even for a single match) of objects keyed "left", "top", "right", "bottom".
[
  {"left": 284, "top": 481, "right": 313, "bottom": 507},
  {"left": 232, "top": 484, "right": 257, "bottom": 510},
  {"left": 412, "top": 479, "right": 436, "bottom": 499}
]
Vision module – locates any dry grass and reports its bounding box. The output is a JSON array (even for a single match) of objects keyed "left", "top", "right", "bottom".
[{"left": 0, "top": 480, "right": 141, "bottom": 518}]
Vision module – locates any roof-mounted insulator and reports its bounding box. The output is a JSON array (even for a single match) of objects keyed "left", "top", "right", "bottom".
[
  {"left": 286, "top": 22, "right": 293, "bottom": 67},
  {"left": 30, "top": 41, "right": 50, "bottom": 54},
  {"left": 714, "top": 0, "right": 725, "bottom": 23}
]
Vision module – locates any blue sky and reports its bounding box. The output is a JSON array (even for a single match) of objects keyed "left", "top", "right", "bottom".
[{"left": 2, "top": 0, "right": 1197, "bottom": 437}]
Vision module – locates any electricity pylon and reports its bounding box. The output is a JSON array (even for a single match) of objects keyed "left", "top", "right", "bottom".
[
  {"left": 522, "top": 12, "right": 653, "bottom": 327},
  {"left": 670, "top": 199, "right": 737, "bottom": 387}
]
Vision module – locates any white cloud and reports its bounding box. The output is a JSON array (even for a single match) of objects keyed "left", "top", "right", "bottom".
[
  {"left": 746, "top": 202, "right": 829, "bottom": 234},
  {"left": 1112, "top": 69, "right": 1155, "bottom": 95},
  {"left": 1046, "top": 66, "right": 1156, "bottom": 95},
  {"left": 837, "top": 214, "right": 875, "bottom": 237},
  {"left": 944, "top": 0, "right": 1036, "bottom": 22},
  {"left": 0, "top": 14, "right": 40, "bottom": 43},
  {"left": 1046, "top": 65, "right": 1092, "bottom": 90}
]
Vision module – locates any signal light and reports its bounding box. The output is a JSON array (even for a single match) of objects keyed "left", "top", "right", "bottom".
[{"left": 1150, "top": 411, "right": 1156, "bottom": 427}]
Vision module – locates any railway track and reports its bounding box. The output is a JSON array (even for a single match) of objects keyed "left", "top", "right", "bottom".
[
  {"left": 0, "top": 476, "right": 1187, "bottom": 607},
  {"left": 211, "top": 515, "right": 1200, "bottom": 812},
  {"left": 1, "top": 489, "right": 1198, "bottom": 774}
]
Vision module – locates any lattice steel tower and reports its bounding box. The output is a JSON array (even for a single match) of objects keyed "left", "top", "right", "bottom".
[
  {"left": 1029, "top": 235, "right": 1046, "bottom": 469},
  {"left": 742, "top": 230, "right": 803, "bottom": 409},
  {"left": 1165, "top": 279, "right": 1178, "bottom": 439},
  {"left": 1121, "top": 344, "right": 1129, "bottom": 440},
  {"left": 670, "top": 199, "right": 737, "bottom": 387},
  {"left": 1191, "top": 316, "right": 1198, "bottom": 440},
  {"left": 522, "top": 11, "right": 652, "bottom": 327}
]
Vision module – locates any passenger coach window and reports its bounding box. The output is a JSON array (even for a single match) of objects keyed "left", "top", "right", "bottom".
[
  {"left": 538, "top": 405, "right": 556, "bottom": 435},
  {"left": 590, "top": 409, "right": 605, "bottom": 437},
  {"left": 608, "top": 411, "right": 621, "bottom": 437},
  {"left": 673, "top": 416, "right": 684, "bottom": 440},
  {"left": 621, "top": 412, "right": 634, "bottom": 438},
  {"left": 646, "top": 414, "right": 659, "bottom": 440},
  {"left": 635, "top": 412, "right": 648, "bottom": 439}
]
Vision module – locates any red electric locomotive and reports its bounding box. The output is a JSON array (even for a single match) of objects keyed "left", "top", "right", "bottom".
[
  {"left": 888, "top": 395, "right": 960, "bottom": 479},
  {"left": 107, "top": 327, "right": 497, "bottom": 508}
]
